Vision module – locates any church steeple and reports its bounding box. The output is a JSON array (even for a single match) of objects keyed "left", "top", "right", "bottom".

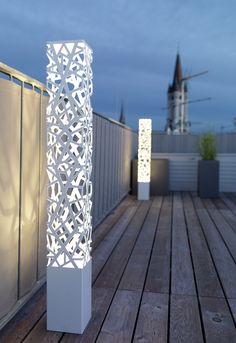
[
  {"left": 172, "top": 53, "right": 182, "bottom": 91},
  {"left": 184, "top": 81, "right": 188, "bottom": 92},
  {"left": 119, "top": 101, "right": 126, "bottom": 125},
  {"left": 166, "top": 52, "right": 189, "bottom": 134}
]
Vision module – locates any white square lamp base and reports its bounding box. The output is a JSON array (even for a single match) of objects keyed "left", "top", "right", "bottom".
[
  {"left": 138, "top": 182, "right": 150, "bottom": 200},
  {"left": 47, "top": 260, "right": 91, "bottom": 334}
]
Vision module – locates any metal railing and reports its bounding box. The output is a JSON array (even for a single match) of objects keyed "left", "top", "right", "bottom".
[{"left": 0, "top": 62, "right": 137, "bottom": 329}]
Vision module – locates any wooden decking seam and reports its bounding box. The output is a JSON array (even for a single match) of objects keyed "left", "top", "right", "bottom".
[
  {"left": 192, "top": 192, "right": 236, "bottom": 335},
  {"left": 183, "top": 192, "right": 207, "bottom": 343},
  {"left": 94, "top": 200, "right": 155, "bottom": 342},
  {"left": 130, "top": 197, "right": 164, "bottom": 343},
  {"left": 1, "top": 193, "right": 236, "bottom": 343}
]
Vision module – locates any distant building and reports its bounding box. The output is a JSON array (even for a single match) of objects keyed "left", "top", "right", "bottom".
[
  {"left": 119, "top": 102, "right": 126, "bottom": 125},
  {"left": 165, "top": 53, "right": 189, "bottom": 134}
]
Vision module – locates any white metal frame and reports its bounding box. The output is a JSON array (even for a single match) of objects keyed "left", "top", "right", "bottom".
[{"left": 46, "top": 40, "right": 93, "bottom": 334}]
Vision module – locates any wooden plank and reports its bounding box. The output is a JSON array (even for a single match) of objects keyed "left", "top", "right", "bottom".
[
  {"left": 92, "top": 204, "right": 139, "bottom": 283},
  {"left": 203, "top": 199, "right": 236, "bottom": 262},
  {"left": 22, "top": 314, "right": 62, "bottom": 343},
  {"left": 202, "top": 198, "right": 216, "bottom": 210},
  {"left": 228, "top": 192, "right": 236, "bottom": 205},
  {"left": 61, "top": 288, "right": 114, "bottom": 343},
  {"left": 220, "top": 193, "right": 236, "bottom": 216},
  {"left": 92, "top": 196, "right": 134, "bottom": 250},
  {"left": 0, "top": 285, "right": 46, "bottom": 343},
  {"left": 119, "top": 198, "right": 162, "bottom": 291},
  {"left": 133, "top": 292, "right": 168, "bottom": 343},
  {"left": 145, "top": 195, "right": 172, "bottom": 293},
  {"left": 169, "top": 294, "right": 204, "bottom": 343},
  {"left": 171, "top": 192, "right": 196, "bottom": 295},
  {"left": 96, "top": 290, "right": 141, "bottom": 343},
  {"left": 228, "top": 193, "right": 236, "bottom": 205},
  {"left": 228, "top": 298, "right": 236, "bottom": 323},
  {"left": 20, "top": 204, "right": 139, "bottom": 341},
  {"left": 218, "top": 209, "right": 236, "bottom": 236},
  {"left": 183, "top": 193, "right": 223, "bottom": 298},
  {"left": 192, "top": 197, "right": 236, "bottom": 298},
  {"left": 151, "top": 195, "right": 164, "bottom": 208},
  {"left": 4, "top": 192, "right": 236, "bottom": 342},
  {"left": 63, "top": 201, "right": 156, "bottom": 343},
  {"left": 191, "top": 191, "right": 205, "bottom": 209},
  {"left": 3, "top": 198, "right": 138, "bottom": 342},
  {"left": 94, "top": 201, "right": 151, "bottom": 289},
  {"left": 213, "top": 198, "right": 228, "bottom": 210},
  {"left": 200, "top": 296, "right": 236, "bottom": 343}
]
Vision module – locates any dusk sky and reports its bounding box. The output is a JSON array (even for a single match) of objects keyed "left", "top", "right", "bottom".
[{"left": 1, "top": 0, "right": 236, "bottom": 131}]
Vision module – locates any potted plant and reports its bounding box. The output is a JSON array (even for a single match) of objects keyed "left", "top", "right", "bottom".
[{"left": 198, "top": 132, "right": 219, "bottom": 198}]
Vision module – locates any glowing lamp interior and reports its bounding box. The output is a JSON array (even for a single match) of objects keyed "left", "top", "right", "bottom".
[
  {"left": 137, "top": 118, "right": 152, "bottom": 183},
  {"left": 46, "top": 41, "right": 93, "bottom": 269}
]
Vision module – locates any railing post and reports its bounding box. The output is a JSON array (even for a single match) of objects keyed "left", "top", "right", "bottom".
[{"left": 46, "top": 40, "right": 93, "bottom": 334}]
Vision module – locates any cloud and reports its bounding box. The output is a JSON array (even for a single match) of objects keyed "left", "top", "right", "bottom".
[{"left": 0, "top": 0, "right": 236, "bottom": 131}]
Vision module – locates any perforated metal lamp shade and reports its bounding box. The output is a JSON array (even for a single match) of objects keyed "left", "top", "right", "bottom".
[{"left": 46, "top": 40, "right": 93, "bottom": 334}]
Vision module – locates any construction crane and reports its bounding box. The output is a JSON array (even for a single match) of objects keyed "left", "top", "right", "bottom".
[
  {"left": 220, "top": 124, "right": 235, "bottom": 132},
  {"left": 220, "top": 116, "right": 236, "bottom": 132},
  {"left": 189, "top": 121, "right": 202, "bottom": 127},
  {"left": 182, "top": 70, "right": 208, "bottom": 81},
  {"left": 162, "top": 97, "right": 211, "bottom": 111},
  {"left": 164, "top": 69, "right": 210, "bottom": 134}
]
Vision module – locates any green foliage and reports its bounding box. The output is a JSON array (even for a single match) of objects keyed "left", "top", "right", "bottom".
[{"left": 199, "top": 132, "right": 217, "bottom": 160}]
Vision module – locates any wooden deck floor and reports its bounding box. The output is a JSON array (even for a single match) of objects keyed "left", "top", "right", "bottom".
[{"left": 1, "top": 192, "right": 236, "bottom": 342}]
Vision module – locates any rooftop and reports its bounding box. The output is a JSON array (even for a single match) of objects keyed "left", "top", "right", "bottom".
[{"left": 1, "top": 192, "right": 236, "bottom": 342}]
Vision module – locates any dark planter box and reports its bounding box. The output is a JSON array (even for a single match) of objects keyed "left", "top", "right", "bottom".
[
  {"left": 131, "top": 159, "right": 169, "bottom": 196},
  {"left": 131, "top": 160, "right": 138, "bottom": 195},
  {"left": 151, "top": 159, "right": 169, "bottom": 196},
  {"left": 198, "top": 160, "right": 219, "bottom": 198}
]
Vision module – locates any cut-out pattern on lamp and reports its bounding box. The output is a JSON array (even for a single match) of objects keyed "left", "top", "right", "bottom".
[
  {"left": 46, "top": 40, "right": 93, "bottom": 334},
  {"left": 47, "top": 41, "right": 93, "bottom": 269},
  {"left": 137, "top": 119, "right": 152, "bottom": 200}
]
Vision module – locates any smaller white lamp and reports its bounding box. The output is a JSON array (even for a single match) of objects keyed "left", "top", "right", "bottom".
[{"left": 137, "top": 119, "right": 152, "bottom": 200}]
